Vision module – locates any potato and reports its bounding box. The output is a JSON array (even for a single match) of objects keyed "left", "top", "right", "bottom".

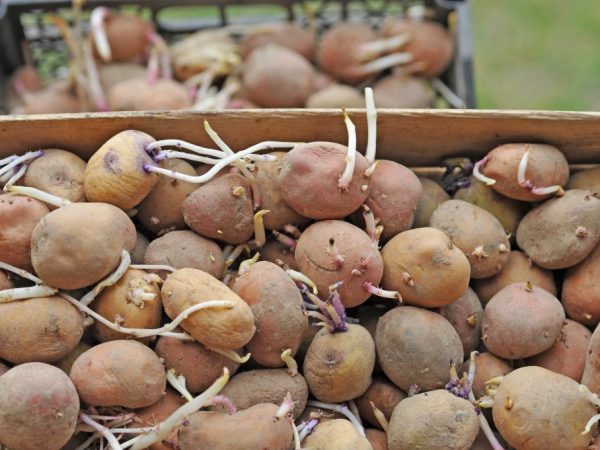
[
  {"left": 472, "top": 250, "right": 556, "bottom": 306},
  {"left": 70, "top": 340, "right": 166, "bottom": 408},
  {"left": 132, "top": 231, "right": 149, "bottom": 264},
  {"left": 526, "top": 319, "right": 591, "bottom": 382},
  {"left": 388, "top": 390, "right": 479, "bottom": 450},
  {"left": 492, "top": 366, "right": 596, "bottom": 450},
  {"left": 0, "top": 296, "right": 83, "bottom": 364},
  {"left": 144, "top": 230, "right": 224, "bottom": 280},
  {"left": 0, "top": 271, "right": 12, "bottom": 290},
  {"left": 460, "top": 352, "right": 512, "bottom": 398},
  {"left": 0, "top": 193, "right": 49, "bottom": 270},
  {"left": 439, "top": 287, "right": 483, "bottom": 355},
  {"left": 567, "top": 166, "right": 600, "bottom": 191},
  {"left": 562, "top": 242, "right": 600, "bottom": 326},
  {"left": 430, "top": 199, "right": 510, "bottom": 279},
  {"left": 135, "top": 388, "right": 186, "bottom": 450},
  {"left": 137, "top": 158, "right": 198, "bottom": 234},
  {"left": 277, "top": 142, "right": 371, "bottom": 220},
  {"left": 183, "top": 173, "right": 254, "bottom": 244},
  {"left": 0, "top": 363, "right": 80, "bottom": 450},
  {"left": 381, "top": 227, "right": 470, "bottom": 308},
  {"left": 254, "top": 151, "right": 310, "bottom": 230},
  {"left": 296, "top": 405, "right": 344, "bottom": 424},
  {"left": 470, "top": 430, "right": 506, "bottom": 450},
  {"left": 482, "top": 282, "right": 565, "bottom": 359},
  {"left": 295, "top": 220, "right": 383, "bottom": 308},
  {"left": 233, "top": 261, "right": 308, "bottom": 366},
  {"left": 303, "top": 419, "right": 373, "bottom": 450},
  {"left": 31, "top": 202, "right": 136, "bottom": 289},
  {"left": 305, "top": 84, "right": 365, "bottom": 108},
  {"left": 11, "top": 88, "right": 81, "bottom": 115},
  {"left": 365, "top": 429, "right": 388, "bottom": 450},
  {"left": 91, "top": 268, "right": 162, "bottom": 343},
  {"left": 355, "top": 377, "right": 407, "bottom": 429},
  {"left": 99, "top": 62, "right": 147, "bottom": 91},
  {"left": 22, "top": 149, "right": 87, "bottom": 207},
  {"left": 412, "top": 177, "right": 449, "bottom": 228},
  {"left": 161, "top": 268, "right": 255, "bottom": 350},
  {"left": 155, "top": 336, "right": 240, "bottom": 394},
  {"left": 53, "top": 341, "right": 93, "bottom": 375},
  {"left": 241, "top": 23, "right": 316, "bottom": 60},
  {"left": 373, "top": 75, "right": 433, "bottom": 108},
  {"left": 0, "top": 362, "right": 9, "bottom": 376},
  {"left": 304, "top": 324, "right": 375, "bottom": 402},
  {"left": 179, "top": 403, "right": 294, "bottom": 450},
  {"left": 516, "top": 190, "right": 600, "bottom": 269},
  {"left": 581, "top": 320, "right": 600, "bottom": 395},
  {"left": 107, "top": 78, "right": 193, "bottom": 111},
  {"left": 97, "top": 13, "right": 153, "bottom": 62},
  {"left": 376, "top": 306, "right": 463, "bottom": 392},
  {"left": 260, "top": 239, "right": 298, "bottom": 270},
  {"left": 214, "top": 368, "right": 308, "bottom": 418}
]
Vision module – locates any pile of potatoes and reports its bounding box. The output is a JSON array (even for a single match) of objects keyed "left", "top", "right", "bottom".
[
  {"left": 5, "top": 3, "right": 457, "bottom": 115},
  {"left": 2, "top": 107, "right": 600, "bottom": 450}
]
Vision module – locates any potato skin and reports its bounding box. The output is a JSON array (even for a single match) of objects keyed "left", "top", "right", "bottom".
[
  {"left": 376, "top": 306, "right": 463, "bottom": 392},
  {"left": 0, "top": 193, "right": 49, "bottom": 270},
  {"left": 161, "top": 268, "right": 255, "bottom": 350},
  {"left": 214, "top": 368, "right": 308, "bottom": 418},
  {"left": 413, "top": 177, "right": 449, "bottom": 228},
  {"left": 373, "top": 75, "right": 433, "bottom": 109},
  {"left": 493, "top": 366, "right": 596, "bottom": 450},
  {"left": 233, "top": 261, "right": 308, "bottom": 366},
  {"left": 260, "top": 239, "right": 298, "bottom": 270},
  {"left": 0, "top": 271, "right": 12, "bottom": 290},
  {"left": 439, "top": 287, "right": 483, "bottom": 355},
  {"left": 131, "top": 231, "right": 149, "bottom": 264},
  {"left": 0, "top": 296, "right": 84, "bottom": 364},
  {"left": 562, "top": 242, "right": 600, "bottom": 326},
  {"left": 179, "top": 403, "right": 294, "bottom": 450},
  {"left": 381, "top": 227, "right": 470, "bottom": 308},
  {"left": 304, "top": 324, "right": 375, "bottom": 403},
  {"left": 355, "top": 377, "right": 407, "bottom": 429},
  {"left": 70, "top": 340, "right": 166, "bottom": 408},
  {"left": 430, "top": 199, "right": 510, "bottom": 279},
  {"left": 388, "top": 390, "right": 479, "bottom": 450},
  {"left": 581, "top": 321, "right": 600, "bottom": 395},
  {"left": 482, "top": 282, "right": 565, "bottom": 359},
  {"left": 241, "top": 23, "right": 316, "bottom": 60},
  {"left": 295, "top": 220, "right": 383, "bottom": 308},
  {"left": 460, "top": 352, "right": 512, "bottom": 398},
  {"left": 305, "top": 84, "right": 365, "bottom": 108},
  {"left": 84, "top": 130, "right": 158, "bottom": 210},
  {"left": 53, "top": 341, "right": 93, "bottom": 375},
  {"left": 135, "top": 388, "right": 186, "bottom": 450},
  {"left": 303, "top": 419, "right": 373, "bottom": 450},
  {"left": 567, "top": 166, "right": 600, "bottom": 191},
  {"left": 31, "top": 202, "right": 136, "bottom": 289},
  {"left": 144, "top": 230, "right": 224, "bottom": 280},
  {"left": 155, "top": 336, "right": 240, "bottom": 394},
  {"left": 365, "top": 429, "right": 388, "bottom": 450}
]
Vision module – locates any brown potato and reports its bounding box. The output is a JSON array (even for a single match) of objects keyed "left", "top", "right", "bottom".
[
  {"left": 430, "top": 199, "right": 510, "bottom": 279},
  {"left": 107, "top": 78, "right": 192, "bottom": 111},
  {"left": 472, "top": 250, "right": 556, "bottom": 305},
  {"left": 131, "top": 231, "right": 149, "bottom": 264},
  {"left": 412, "top": 177, "right": 449, "bottom": 228},
  {"left": 70, "top": 340, "right": 166, "bottom": 408},
  {"left": 581, "top": 320, "right": 600, "bottom": 395},
  {"left": 381, "top": 227, "right": 470, "bottom": 308},
  {"left": 0, "top": 362, "right": 9, "bottom": 376},
  {"left": 562, "top": 242, "right": 600, "bottom": 326},
  {"left": 135, "top": 388, "right": 186, "bottom": 450},
  {"left": 439, "top": 287, "right": 483, "bottom": 355},
  {"left": 567, "top": 166, "right": 600, "bottom": 191},
  {"left": 516, "top": 190, "right": 600, "bottom": 269},
  {"left": 296, "top": 405, "right": 344, "bottom": 424},
  {"left": 84, "top": 130, "right": 159, "bottom": 210},
  {"left": 376, "top": 306, "right": 463, "bottom": 392},
  {"left": 373, "top": 75, "right": 433, "bottom": 108},
  {"left": 303, "top": 419, "right": 372, "bottom": 450},
  {"left": 355, "top": 377, "right": 407, "bottom": 429},
  {"left": 388, "top": 390, "right": 479, "bottom": 450},
  {"left": 99, "top": 62, "right": 147, "bottom": 91},
  {"left": 233, "top": 261, "right": 307, "bottom": 366},
  {"left": 241, "top": 23, "right": 316, "bottom": 60},
  {"left": 144, "top": 230, "right": 224, "bottom": 280},
  {"left": 260, "top": 239, "right": 298, "bottom": 270},
  {"left": 305, "top": 84, "right": 365, "bottom": 108},
  {"left": 0, "top": 270, "right": 13, "bottom": 290},
  {"left": 0, "top": 296, "right": 83, "bottom": 364},
  {"left": 365, "top": 429, "right": 387, "bottom": 450},
  {"left": 98, "top": 13, "right": 153, "bottom": 62},
  {"left": 137, "top": 158, "right": 198, "bottom": 234},
  {"left": 481, "top": 282, "right": 565, "bottom": 359},
  {"left": 161, "top": 268, "right": 255, "bottom": 350},
  {"left": 460, "top": 352, "right": 512, "bottom": 399},
  {"left": 31, "top": 202, "right": 136, "bottom": 289},
  {"left": 0, "top": 193, "right": 49, "bottom": 270},
  {"left": 53, "top": 342, "right": 93, "bottom": 375}
]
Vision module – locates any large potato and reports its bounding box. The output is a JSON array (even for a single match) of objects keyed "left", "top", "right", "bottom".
[{"left": 562, "top": 242, "right": 600, "bottom": 326}]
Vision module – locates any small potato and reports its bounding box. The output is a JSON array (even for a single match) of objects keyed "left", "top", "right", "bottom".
[
  {"left": 527, "top": 319, "right": 591, "bottom": 382},
  {"left": 70, "top": 340, "right": 166, "bottom": 408},
  {"left": 214, "top": 368, "right": 308, "bottom": 418},
  {"left": 84, "top": 130, "right": 159, "bottom": 210},
  {"left": 439, "top": 287, "right": 483, "bottom": 355},
  {"left": 161, "top": 268, "right": 255, "bottom": 350},
  {"left": 144, "top": 230, "right": 224, "bottom": 280},
  {"left": 412, "top": 177, "right": 449, "bottom": 228},
  {"left": 260, "top": 239, "right": 298, "bottom": 270},
  {"left": 355, "top": 377, "right": 407, "bottom": 429},
  {"left": 460, "top": 352, "right": 512, "bottom": 398},
  {"left": 241, "top": 23, "right": 316, "bottom": 60},
  {"left": 373, "top": 75, "right": 433, "bottom": 109},
  {"left": 492, "top": 366, "right": 596, "bottom": 450},
  {"left": 31, "top": 202, "right": 136, "bottom": 289},
  {"left": 0, "top": 296, "right": 83, "bottom": 364},
  {"left": 22, "top": 149, "right": 87, "bottom": 207},
  {"left": 183, "top": 173, "right": 254, "bottom": 244},
  {"left": 430, "top": 199, "right": 510, "bottom": 279},
  {"left": 472, "top": 250, "right": 556, "bottom": 305},
  {"left": 376, "top": 306, "right": 463, "bottom": 392},
  {"left": 0, "top": 362, "right": 9, "bottom": 376},
  {"left": 365, "top": 429, "right": 388, "bottom": 450},
  {"left": 137, "top": 158, "right": 198, "bottom": 234},
  {"left": 516, "top": 190, "right": 600, "bottom": 269},
  {"left": 482, "top": 282, "right": 565, "bottom": 359},
  {"left": 53, "top": 342, "right": 93, "bottom": 375},
  {"left": 581, "top": 320, "right": 600, "bottom": 395},
  {"left": 179, "top": 403, "right": 294, "bottom": 450},
  {"left": 388, "top": 390, "right": 479, "bottom": 450},
  {"left": 155, "top": 336, "right": 240, "bottom": 394},
  {"left": 305, "top": 84, "right": 365, "bottom": 108},
  {"left": 233, "top": 261, "right": 307, "bottom": 366},
  {"left": 381, "top": 227, "right": 470, "bottom": 308},
  {"left": 91, "top": 268, "right": 162, "bottom": 343},
  {"left": 0, "top": 271, "right": 13, "bottom": 290},
  {"left": 136, "top": 388, "right": 186, "bottom": 450},
  {"left": 131, "top": 231, "right": 149, "bottom": 264},
  {"left": 567, "top": 166, "right": 600, "bottom": 191},
  {"left": 304, "top": 324, "right": 375, "bottom": 403},
  {"left": 303, "top": 419, "right": 372, "bottom": 450},
  {"left": 562, "top": 242, "right": 600, "bottom": 326},
  {"left": 0, "top": 193, "right": 49, "bottom": 270},
  {"left": 0, "top": 363, "right": 80, "bottom": 450}
]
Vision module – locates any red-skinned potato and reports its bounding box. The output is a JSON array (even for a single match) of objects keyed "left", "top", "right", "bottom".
[
  {"left": 0, "top": 271, "right": 12, "bottom": 290},
  {"left": 355, "top": 377, "right": 407, "bottom": 429},
  {"left": 95, "top": 12, "right": 153, "bottom": 62},
  {"left": 107, "top": 78, "right": 193, "bottom": 111},
  {"left": 0, "top": 362, "right": 9, "bottom": 376},
  {"left": 439, "top": 287, "right": 483, "bottom": 355},
  {"left": 260, "top": 239, "right": 299, "bottom": 270},
  {"left": 562, "top": 242, "right": 600, "bottom": 326},
  {"left": 412, "top": 177, "right": 449, "bottom": 228},
  {"left": 460, "top": 352, "right": 512, "bottom": 399},
  {"left": 373, "top": 74, "right": 433, "bottom": 108},
  {"left": 241, "top": 23, "right": 316, "bottom": 60},
  {"left": 10, "top": 87, "right": 81, "bottom": 115},
  {"left": 135, "top": 388, "right": 186, "bottom": 450},
  {"left": 581, "top": 321, "right": 600, "bottom": 395},
  {"left": 365, "top": 429, "right": 387, "bottom": 450},
  {"left": 303, "top": 419, "right": 372, "bottom": 450},
  {"left": 305, "top": 84, "right": 365, "bottom": 108}
]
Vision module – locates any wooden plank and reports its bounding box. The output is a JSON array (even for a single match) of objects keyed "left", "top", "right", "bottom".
[{"left": 1, "top": 109, "right": 600, "bottom": 164}]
